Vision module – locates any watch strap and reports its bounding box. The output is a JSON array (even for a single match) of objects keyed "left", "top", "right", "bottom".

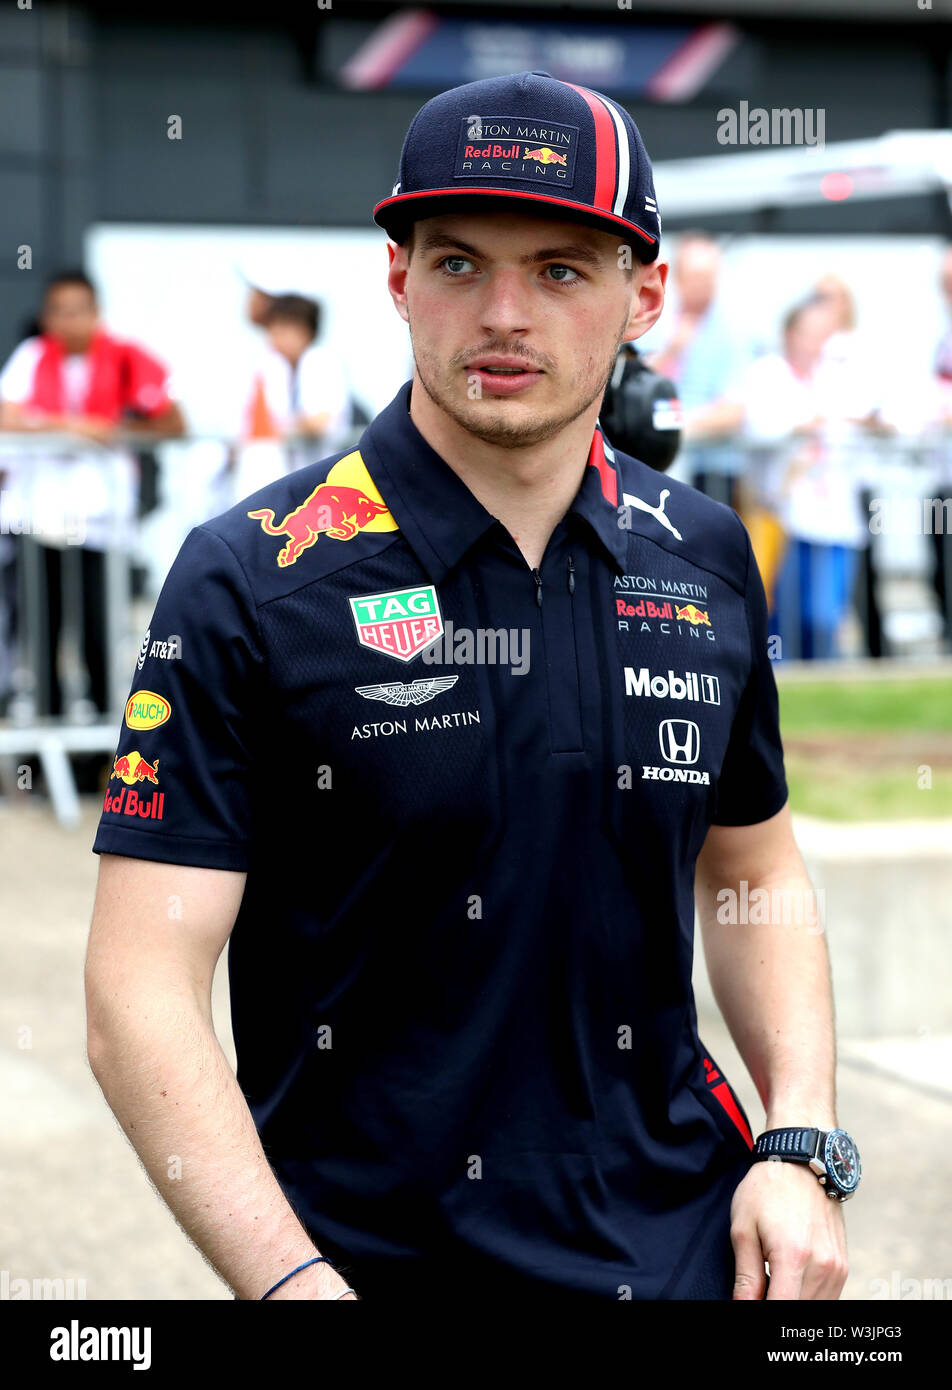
[{"left": 751, "top": 1127, "right": 820, "bottom": 1161}]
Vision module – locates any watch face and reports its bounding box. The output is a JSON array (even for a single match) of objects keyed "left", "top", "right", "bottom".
[{"left": 825, "top": 1129, "right": 861, "bottom": 1193}]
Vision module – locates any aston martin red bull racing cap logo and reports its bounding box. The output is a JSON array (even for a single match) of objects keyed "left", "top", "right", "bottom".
[
  {"left": 248, "top": 451, "right": 397, "bottom": 568},
  {"left": 454, "top": 116, "right": 579, "bottom": 187}
]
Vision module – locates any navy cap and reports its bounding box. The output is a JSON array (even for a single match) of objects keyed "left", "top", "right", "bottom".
[{"left": 372, "top": 69, "right": 660, "bottom": 263}]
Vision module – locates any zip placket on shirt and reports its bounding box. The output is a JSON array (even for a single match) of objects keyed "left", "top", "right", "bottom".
[{"left": 530, "top": 542, "right": 584, "bottom": 754}]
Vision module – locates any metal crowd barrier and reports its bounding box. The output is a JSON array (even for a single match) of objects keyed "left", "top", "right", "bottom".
[
  {"left": 0, "top": 425, "right": 949, "bottom": 825},
  {"left": 673, "top": 430, "right": 952, "bottom": 662},
  {"left": 0, "top": 425, "right": 363, "bottom": 825}
]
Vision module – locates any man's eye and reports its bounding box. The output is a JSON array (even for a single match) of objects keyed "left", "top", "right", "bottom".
[
  {"left": 439, "top": 256, "right": 475, "bottom": 275},
  {"left": 546, "top": 265, "right": 581, "bottom": 284}
]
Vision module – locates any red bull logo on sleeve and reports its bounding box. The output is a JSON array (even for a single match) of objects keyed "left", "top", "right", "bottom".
[
  {"left": 248, "top": 451, "right": 397, "bottom": 568},
  {"left": 105, "top": 750, "right": 164, "bottom": 819},
  {"left": 110, "top": 751, "right": 160, "bottom": 785}
]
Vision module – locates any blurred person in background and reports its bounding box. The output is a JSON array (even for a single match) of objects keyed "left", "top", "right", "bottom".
[
  {"left": 928, "top": 245, "right": 952, "bottom": 651},
  {"left": 811, "top": 273, "right": 891, "bottom": 657},
  {"left": 228, "top": 288, "right": 354, "bottom": 505},
  {"left": 642, "top": 230, "right": 746, "bottom": 508},
  {"left": 260, "top": 294, "right": 353, "bottom": 463},
  {"left": 739, "top": 297, "right": 871, "bottom": 660},
  {"left": 203, "top": 262, "right": 292, "bottom": 516},
  {"left": 0, "top": 270, "right": 184, "bottom": 771}
]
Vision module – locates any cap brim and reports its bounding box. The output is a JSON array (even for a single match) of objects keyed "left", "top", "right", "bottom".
[{"left": 373, "top": 188, "right": 658, "bottom": 263}]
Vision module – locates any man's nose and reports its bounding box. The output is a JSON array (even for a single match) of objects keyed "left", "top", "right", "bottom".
[{"left": 477, "top": 268, "right": 536, "bottom": 338}]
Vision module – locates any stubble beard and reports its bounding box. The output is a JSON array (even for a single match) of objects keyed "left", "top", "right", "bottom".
[{"left": 407, "top": 301, "right": 631, "bottom": 450}]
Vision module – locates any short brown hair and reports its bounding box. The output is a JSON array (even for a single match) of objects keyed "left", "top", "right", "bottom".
[{"left": 264, "top": 293, "right": 319, "bottom": 339}]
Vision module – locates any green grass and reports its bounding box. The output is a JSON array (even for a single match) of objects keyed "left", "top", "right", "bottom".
[
  {"left": 775, "top": 676, "right": 952, "bottom": 821},
  {"left": 777, "top": 677, "right": 952, "bottom": 736},
  {"left": 782, "top": 756, "right": 952, "bottom": 821}
]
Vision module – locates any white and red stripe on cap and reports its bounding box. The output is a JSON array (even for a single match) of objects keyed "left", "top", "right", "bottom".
[{"left": 560, "top": 80, "right": 633, "bottom": 223}]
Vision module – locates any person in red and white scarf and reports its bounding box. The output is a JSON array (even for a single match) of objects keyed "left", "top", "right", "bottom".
[{"left": 0, "top": 269, "right": 184, "bottom": 728}]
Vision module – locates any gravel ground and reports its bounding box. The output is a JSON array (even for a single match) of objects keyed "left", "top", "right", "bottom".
[{"left": 1, "top": 794, "right": 949, "bottom": 1302}]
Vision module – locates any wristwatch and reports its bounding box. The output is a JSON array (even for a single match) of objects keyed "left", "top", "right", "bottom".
[{"left": 750, "top": 1127, "right": 861, "bottom": 1201}]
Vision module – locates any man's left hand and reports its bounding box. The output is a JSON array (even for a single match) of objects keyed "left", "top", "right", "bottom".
[{"left": 729, "top": 1159, "right": 849, "bottom": 1300}]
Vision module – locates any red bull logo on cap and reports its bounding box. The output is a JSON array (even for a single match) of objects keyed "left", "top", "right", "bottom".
[
  {"left": 523, "top": 146, "right": 567, "bottom": 165},
  {"left": 248, "top": 451, "right": 397, "bottom": 568}
]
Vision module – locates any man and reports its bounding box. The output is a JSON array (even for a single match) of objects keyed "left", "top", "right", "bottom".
[
  {"left": 258, "top": 294, "right": 353, "bottom": 458},
  {"left": 929, "top": 245, "right": 952, "bottom": 650},
  {"left": 0, "top": 269, "right": 184, "bottom": 727},
  {"left": 85, "top": 71, "right": 857, "bottom": 1303},
  {"left": 641, "top": 231, "right": 748, "bottom": 508},
  {"left": 741, "top": 298, "right": 869, "bottom": 659},
  {"left": 232, "top": 287, "right": 354, "bottom": 503}
]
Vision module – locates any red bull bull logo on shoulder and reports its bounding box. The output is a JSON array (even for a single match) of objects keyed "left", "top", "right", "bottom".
[{"left": 248, "top": 451, "right": 397, "bottom": 568}]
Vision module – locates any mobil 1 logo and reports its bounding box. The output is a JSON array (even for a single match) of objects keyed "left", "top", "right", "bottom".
[{"left": 624, "top": 667, "right": 720, "bottom": 705}]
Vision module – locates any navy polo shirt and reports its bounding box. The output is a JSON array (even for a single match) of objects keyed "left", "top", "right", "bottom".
[{"left": 93, "top": 378, "right": 787, "bottom": 1298}]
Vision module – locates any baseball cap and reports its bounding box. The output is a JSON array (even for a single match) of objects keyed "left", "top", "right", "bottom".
[{"left": 372, "top": 69, "right": 660, "bottom": 263}]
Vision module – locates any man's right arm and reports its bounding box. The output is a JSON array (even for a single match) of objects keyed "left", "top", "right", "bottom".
[{"left": 84, "top": 851, "right": 357, "bottom": 1300}]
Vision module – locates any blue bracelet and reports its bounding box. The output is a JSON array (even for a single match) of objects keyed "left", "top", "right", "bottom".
[{"left": 260, "top": 1255, "right": 331, "bottom": 1300}]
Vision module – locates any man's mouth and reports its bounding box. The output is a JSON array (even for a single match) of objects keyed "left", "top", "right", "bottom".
[{"left": 465, "top": 358, "right": 545, "bottom": 395}]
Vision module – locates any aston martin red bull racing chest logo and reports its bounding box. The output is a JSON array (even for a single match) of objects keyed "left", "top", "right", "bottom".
[
  {"left": 614, "top": 575, "right": 716, "bottom": 640},
  {"left": 248, "top": 450, "right": 397, "bottom": 567}
]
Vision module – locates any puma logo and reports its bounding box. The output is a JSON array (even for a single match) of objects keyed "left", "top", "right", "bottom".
[{"left": 621, "top": 488, "right": 682, "bottom": 542}]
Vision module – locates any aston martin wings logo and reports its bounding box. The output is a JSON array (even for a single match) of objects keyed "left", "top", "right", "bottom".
[{"left": 354, "top": 675, "right": 459, "bottom": 707}]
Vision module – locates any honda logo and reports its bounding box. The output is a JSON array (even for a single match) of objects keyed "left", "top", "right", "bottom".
[{"left": 658, "top": 719, "right": 700, "bottom": 765}]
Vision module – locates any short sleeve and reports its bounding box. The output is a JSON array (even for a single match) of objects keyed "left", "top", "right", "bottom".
[
  {"left": 0, "top": 338, "right": 42, "bottom": 403},
  {"left": 92, "top": 526, "right": 263, "bottom": 869},
  {"left": 712, "top": 524, "right": 788, "bottom": 826},
  {"left": 121, "top": 341, "right": 174, "bottom": 418},
  {"left": 296, "top": 344, "right": 350, "bottom": 422}
]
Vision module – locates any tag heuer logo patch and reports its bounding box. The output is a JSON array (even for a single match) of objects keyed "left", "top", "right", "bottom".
[{"left": 349, "top": 585, "right": 443, "bottom": 663}]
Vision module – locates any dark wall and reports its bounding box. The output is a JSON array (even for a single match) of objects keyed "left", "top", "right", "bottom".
[{"left": 1, "top": 4, "right": 949, "bottom": 358}]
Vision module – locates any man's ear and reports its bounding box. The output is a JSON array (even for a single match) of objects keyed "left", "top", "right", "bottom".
[
  {"left": 623, "top": 260, "right": 667, "bottom": 345},
  {"left": 387, "top": 241, "right": 411, "bottom": 325}
]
